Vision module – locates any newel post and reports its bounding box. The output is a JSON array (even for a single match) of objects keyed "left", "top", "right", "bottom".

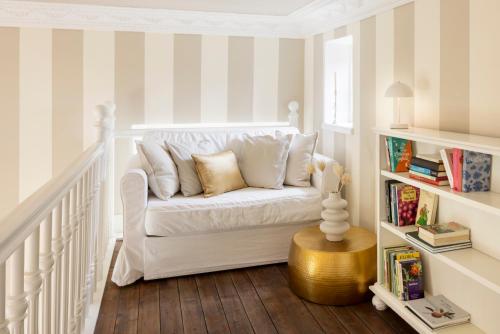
[
  {"left": 288, "top": 100, "right": 300, "bottom": 129},
  {"left": 95, "top": 102, "right": 115, "bottom": 283}
]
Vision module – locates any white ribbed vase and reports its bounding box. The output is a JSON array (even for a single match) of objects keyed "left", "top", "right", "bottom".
[{"left": 320, "top": 192, "right": 350, "bottom": 241}]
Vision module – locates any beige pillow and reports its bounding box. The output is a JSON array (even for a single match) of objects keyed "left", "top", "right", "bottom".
[
  {"left": 136, "top": 141, "right": 179, "bottom": 200},
  {"left": 192, "top": 150, "right": 247, "bottom": 197},
  {"left": 167, "top": 141, "right": 218, "bottom": 196},
  {"left": 277, "top": 131, "right": 318, "bottom": 187},
  {"left": 228, "top": 134, "right": 291, "bottom": 189}
]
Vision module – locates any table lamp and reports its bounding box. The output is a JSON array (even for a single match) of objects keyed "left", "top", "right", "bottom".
[{"left": 385, "top": 81, "right": 413, "bottom": 129}]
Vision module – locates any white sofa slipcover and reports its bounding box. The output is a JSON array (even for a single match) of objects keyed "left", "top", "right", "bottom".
[{"left": 112, "top": 126, "right": 337, "bottom": 286}]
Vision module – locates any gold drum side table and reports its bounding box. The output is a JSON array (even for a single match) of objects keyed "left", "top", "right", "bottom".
[{"left": 288, "top": 225, "right": 377, "bottom": 305}]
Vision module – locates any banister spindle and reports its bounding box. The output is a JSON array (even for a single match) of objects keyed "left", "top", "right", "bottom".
[
  {"left": 0, "top": 263, "right": 8, "bottom": 334},
  {"left": 7, "top": 244, "right": 28, "bottom": 334},
  {"left": 68, "top": 181, "right": 81, "bottom": 334},
  {"left": 60, "top": 193, "right": 71, "bottom": 334},
  {"left": 73, "top": 175, "right": 85, "bottom": 334},
  {"left": 24, "top": 226, "right": 42, "bottom": 334},
  {"left": 51, "top": 201, "right": 64, "bottom": 334},
  {"left": 40, "top": 212, "right": 54, "bottom": 334}
]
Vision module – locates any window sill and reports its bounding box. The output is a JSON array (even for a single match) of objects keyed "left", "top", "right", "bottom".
[{"left": 322, "top": 123, "right": 354, "bottom": 135}]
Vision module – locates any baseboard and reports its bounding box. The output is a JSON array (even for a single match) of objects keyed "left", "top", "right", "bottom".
[{"left": 83, "top": 238, "right": 116, "bottom": 334}]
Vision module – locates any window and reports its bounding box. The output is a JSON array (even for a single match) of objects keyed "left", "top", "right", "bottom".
[{"left": 323, "top": 36, "right": 353, "bottom": 133}]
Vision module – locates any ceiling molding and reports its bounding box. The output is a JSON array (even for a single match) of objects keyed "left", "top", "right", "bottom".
[{"left": 0, "top": 0, "right": 414, "bottom": 38}]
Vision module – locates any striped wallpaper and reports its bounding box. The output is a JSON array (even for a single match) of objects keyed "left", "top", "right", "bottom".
[
  {"left": 0, "top": 28, "right": 304, "bottom": 217},
  {"left": 305, "top": 0, "right": 500, "bottom": 231}
]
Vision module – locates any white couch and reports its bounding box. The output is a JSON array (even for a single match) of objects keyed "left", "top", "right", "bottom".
[{"left": 112, "top": 126, "right": 337, "bottom": 286}]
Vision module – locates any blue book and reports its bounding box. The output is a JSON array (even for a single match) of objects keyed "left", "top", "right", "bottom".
[
  {"left": 462, "top": 150, "right": 492, "bottom": 192},
  {"left": 410, "top": 165, "right": 446, "bottom": 177}
]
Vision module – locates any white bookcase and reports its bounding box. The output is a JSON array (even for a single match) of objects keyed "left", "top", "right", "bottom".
[{"left": 370, "top": 127, "right": 500, "bottom": 334}]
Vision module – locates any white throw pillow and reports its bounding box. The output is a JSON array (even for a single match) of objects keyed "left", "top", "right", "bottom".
[
  {"left": 136, "top": 141, "right": 180, "bottom": 200},
  {"left": 167, "top": 140, "right": 218, "bottom": 196},
  {"left": 229, "top": 134, "right": 291, "bottom": 189},
  {"left": 277, "top": 131, "right": 318, "bottom": 187}
]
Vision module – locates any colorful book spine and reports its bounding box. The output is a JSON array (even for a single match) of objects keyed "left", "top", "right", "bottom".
[
  {"left": 409, "top": 173, "right": 450, "bottom": 186},
  {"left": 452, "top": 149, "right": 463, "bottom": 191},
  {"left": 410, "top": 165, "right": 446, "bottom": 177},
  {"left": 440, "top": 148, "right": 454, "bottom": 189},
  {"left": 462, "top": 150, "right": 492, "bottom": 192},
  {"left": 409, "top": 170, "right": 448, "bottom": 182},
  {"left": 411, "top": 157, "right": 444, "bottom": 172}
]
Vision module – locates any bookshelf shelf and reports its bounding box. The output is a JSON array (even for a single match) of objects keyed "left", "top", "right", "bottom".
[
  {"left": 381, "top": 170, "right": 500, "bottom": 217},
  {"left": 380, "top": 221, "right": 500, "bottom": 295},
  {"left": 369, "top": 283, "right": 483, "bottom": 334},
  {"left": 372, "top": 127, "right": 500, "bottom": 333}
]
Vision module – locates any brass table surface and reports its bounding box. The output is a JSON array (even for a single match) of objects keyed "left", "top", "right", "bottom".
[{"left": 288, "top": 225, "right": 377, "bottom": 305}]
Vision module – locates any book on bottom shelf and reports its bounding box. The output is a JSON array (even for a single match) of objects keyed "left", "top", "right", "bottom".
[
  {"left": 406, "top": 295, "right": 471, "bottom": 330},
  {"left": 383, "top": 246, "right": 423, "bottom": 301}
]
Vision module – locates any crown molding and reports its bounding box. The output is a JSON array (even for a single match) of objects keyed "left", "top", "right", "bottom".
[{"left": 0, "top": 0, "right": 414, "bottom": 38}]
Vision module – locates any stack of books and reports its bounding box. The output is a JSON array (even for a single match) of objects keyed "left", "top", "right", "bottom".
[
  {"left": 406, "top": 222, "right": 471, "bottom": 253},
  {"left": 440, "top": 148, "right": 492, "bottom": 192},
  {"left": 409, "top": 154, "right": 449, "bottom": 186},
  {"left": 406, "top": 295, "right": 471, "bottom": 330},
  {"left": 383, "top": 246, "right": 424, "bottom": 301}
]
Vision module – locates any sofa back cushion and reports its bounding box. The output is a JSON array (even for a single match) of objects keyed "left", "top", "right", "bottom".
[{"left": 229, "top": 134, "right": 291, "bottom": 189}]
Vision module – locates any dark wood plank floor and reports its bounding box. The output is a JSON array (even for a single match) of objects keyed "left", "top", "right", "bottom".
[{"left": 95, "top": 241, "right": 416, "bottom": 334}]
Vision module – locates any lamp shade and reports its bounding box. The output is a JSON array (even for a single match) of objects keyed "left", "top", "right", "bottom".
[{"left": 384, "top": 81, "right": 413, "bottom": 98}]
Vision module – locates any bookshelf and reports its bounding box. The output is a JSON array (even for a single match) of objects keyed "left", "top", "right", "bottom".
[{"left": 371, "top": 127, "right": 500, "bottom": 334}]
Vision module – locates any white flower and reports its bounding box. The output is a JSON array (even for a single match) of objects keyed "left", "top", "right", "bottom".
[{"left": 333, "top": 164, "right": 344, "bottom": 178}]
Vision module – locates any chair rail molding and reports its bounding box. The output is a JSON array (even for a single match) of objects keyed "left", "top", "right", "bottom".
[{"left": 0, "top": 0, "right": 413, "bottom": 37}]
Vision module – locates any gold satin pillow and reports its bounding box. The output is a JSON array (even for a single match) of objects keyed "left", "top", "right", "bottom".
[{"left": 192, "top": 150, "right": 247, "bottom": 197}]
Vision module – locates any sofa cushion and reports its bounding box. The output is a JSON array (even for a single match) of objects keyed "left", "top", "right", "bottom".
[
  {"left": 277, "top": 131, "right": 318, "bottom": 187},
  {"left": 144, "top": 186, "right": 322, "bottom": 237},
  {"left": 192, "top": 150, "right": 247, "bottom": 197},
  {"left": 229, "top": 134, "right": 291, "bottom": 189},
  {"left": 167, "top": 141, "right": 218, "bottom": 197},
  {"left": 136, "top": 141, "right": 179, "bottom": 200}
]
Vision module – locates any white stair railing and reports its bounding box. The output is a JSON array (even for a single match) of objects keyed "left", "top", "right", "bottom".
[{"left": 0, "top": 102, "right": 115, "bottom": 334}]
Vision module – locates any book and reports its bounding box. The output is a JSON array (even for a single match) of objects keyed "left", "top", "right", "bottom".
[
  {"left": 387, "top": 137, "right": 412, "bottom": 172},
  {"left": 416, "top": 154, "right": 443, "bottom": 164},
  {"left": 397, "top": 185, "right": 420, "bottom": 226},
  {"left": 409, "top": 164, "right": 447, "bottom": 177},
  {"left": 462, "top": 150, "right": 492, "bottom": 192},
  {"left": 452, "top": 149, "right": 463, "bottom": 192},
  {"left": 409, "top": 173, "right": 450, "bottom": 186},
  {"left": 405, "top": 295, "right": 471, "bottom": 329},
  {"left": 392, "top": 250, "right": 420, "bottom": 295},
  {"left": 385, "top": 180, "right": 400, "bottom": 223},
  {"left": 383, "top": 245, "right": 412, "bottom": 289},
  {"left": 415, "top": 190, "right": 438, "bottom": 226},
  {"left": 384, "top": 138, "right": 391, "bottom": 170},
  {"left": 409, "top": 170, "right": 448, "bottom": 182},
  {"left": 411, "top": 157, "right": 445, "bottom": 172},
  {"left": 391, "top": 183, "right": 405, "bottom": 225},
  {"left": 406, "top": 231, "right": 471, "bottom": 253},
  {"left": 419, "top": 233, "right": 471, "bottom": 247},
  {"left": 418, "top": 222, "right": 470, "bottom": 240},
  {"left": 397, "top": 258, "right": 424, "bottom": 301},
  {"left": 440, "top": 148, "right": 454, "bottom": 189}
]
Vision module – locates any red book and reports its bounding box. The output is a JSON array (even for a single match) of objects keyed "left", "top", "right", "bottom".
[
  {"left": 397, "top": 185, "right": 420, "bottom": 226},
  {"left": 409, "top": 173, "right": 450, "bottom": 186},
  {"left": 452, "top": 149, "right": 463, "bottom": 192}
]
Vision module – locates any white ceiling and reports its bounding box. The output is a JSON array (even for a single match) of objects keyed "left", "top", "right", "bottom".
[
  {"left": 26, "top": 0, "right": 318, "bottom": 16},
  {"left": 0, "top": 0, "right": 413, "bottom": 37}
]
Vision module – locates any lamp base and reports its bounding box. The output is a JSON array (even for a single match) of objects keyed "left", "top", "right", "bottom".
[{"left": 390, "top": 123, "right": 408, "bottom": 129}]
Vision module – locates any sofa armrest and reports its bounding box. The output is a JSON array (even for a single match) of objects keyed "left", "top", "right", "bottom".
[
  {"left": 121, "top": 168, "right": 148, "bottom": 237},
  {"left": 311, "top": 153, "right": 339, "bottom": 194}
]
